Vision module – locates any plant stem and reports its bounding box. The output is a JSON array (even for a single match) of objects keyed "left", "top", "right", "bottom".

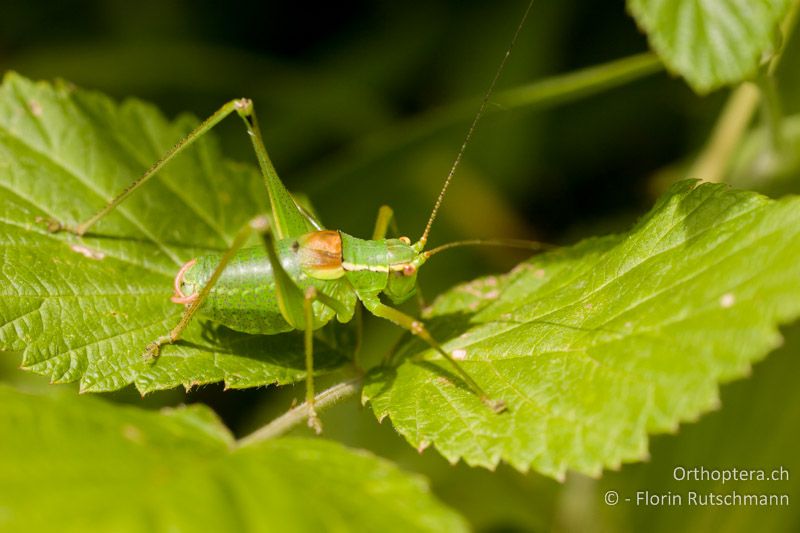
[
  {"left": 495, "top": 53, "right": 662, "bottom": 110},
  {"left": 689, "top": 0, "right": 800, "bottom": 182},
  {"left": 769, "top": 0, "right": 800, "bottom": 76},
  {"left": 236, "top": 377, "right": 363, "bottom": 448},
  {"left": 758, "top": 75, "right": 785, "bottom": 153},
  {"left": 303, "top": 52, "right": 663, "bottom": 193},
  {"left": 688, "top": 82, "right": 760, "bottom": 183}
]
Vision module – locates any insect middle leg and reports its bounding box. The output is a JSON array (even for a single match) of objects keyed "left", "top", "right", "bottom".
[{"left": 302, "top": 286, "right": 323, "bottom": 433}]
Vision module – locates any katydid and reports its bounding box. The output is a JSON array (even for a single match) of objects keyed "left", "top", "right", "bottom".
[{"left": 44, "top": 0, "right": 539, "bottom": 431}]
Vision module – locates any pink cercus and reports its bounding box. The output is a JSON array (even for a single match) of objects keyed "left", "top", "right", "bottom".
[{"left": 171, "top": 258, "right": 199, "bottom": 305}]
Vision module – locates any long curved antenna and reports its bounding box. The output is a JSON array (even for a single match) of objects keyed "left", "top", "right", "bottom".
[
  {"left": 423, "top": 238, "right": 553, "bottom": 259},
  {"left": 419, "top": 0, "right": 535, "bottom": 246}
]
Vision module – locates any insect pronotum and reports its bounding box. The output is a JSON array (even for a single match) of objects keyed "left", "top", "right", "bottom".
[{"left": 44, "top": 0, "right": 541, "bottom": 431}]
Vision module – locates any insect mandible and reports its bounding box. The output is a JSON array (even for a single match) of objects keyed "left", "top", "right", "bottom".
[{"left": 44, "top": 0, "right": 540, "bottom": 431}]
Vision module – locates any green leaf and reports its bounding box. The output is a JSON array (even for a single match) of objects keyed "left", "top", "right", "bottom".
[
  {"left": 597, "top": 322, "right": 800, "bottom": 532},
  {"left": 0, "top": 72, "right": 348, "bottom": 393},
  {"left": 729, "top": 112, "right": 800, "bottom": 194},
  {"left": 0, "top": 385, "right": 467, "bottom": 532},
  {"left": 364, "top": 181, "right": 800, "bottom": 479},
  {"left": 627, "top": 0, "right": 792, "bottom": 93}
]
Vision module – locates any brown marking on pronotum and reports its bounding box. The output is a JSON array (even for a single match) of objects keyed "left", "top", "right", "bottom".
[
  {"left": 171, "top": 258, "right": 199, "bottom": 304},
  {"left": 297, "top": 230, "right": 344, "bottom": 278}
]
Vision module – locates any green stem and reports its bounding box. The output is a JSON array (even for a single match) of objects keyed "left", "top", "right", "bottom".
[
  {"left": 495, "top": 52, "right": 662, "bottom": 110},
  {"left": 236, "top": 377, "right": 363, "bottom": 447},
  {"left": 689, "top": 0, "right": 800, "bottom": 183},
  {"left": 304, "top": 53, "right": 663, "bottom": 192},
  {"left": 758, "top": 75, "right": 785, "bottom": 153},
  {"left": 688, "top": 83, "right": 760, "bottom": 183},
  {"left": 769, "top": 0, "right": 800, "bottom": 76}
]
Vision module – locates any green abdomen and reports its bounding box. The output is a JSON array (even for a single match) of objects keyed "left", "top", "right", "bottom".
[{"left": 180, "top": 240, "right": 356, "bottom": 335}]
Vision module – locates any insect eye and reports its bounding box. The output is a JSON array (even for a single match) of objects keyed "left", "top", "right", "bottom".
[
  {"left": 403, "top": 264, "right": 416, "bottom": 276},
  {"left": 399, "top": 236, "right": 411, "bottom": 245}
]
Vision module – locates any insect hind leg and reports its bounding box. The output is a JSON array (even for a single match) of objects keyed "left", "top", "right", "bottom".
[
  {"left": 45, "top": 99, "right": 245, "bottom": 237},
  {"left": 144, "top": 214, "right": 273, "bottom": 359},
  {"left": 45, "top": 97, "right": 316, "bottom": 241}
]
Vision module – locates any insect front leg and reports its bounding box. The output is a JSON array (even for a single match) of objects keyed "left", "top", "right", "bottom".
[{"left": 358, "top": 294, "right": 506, "bottom": 413}]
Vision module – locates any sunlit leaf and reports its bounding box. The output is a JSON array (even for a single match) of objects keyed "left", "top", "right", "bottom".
[
  {"left": 364, "top": 181, "right": 800, "bottom": 479},
  {"left": 0, "top": 386, "right": 467, "bottom": 532},
  {"left": 0, "top": 73, "right": 347, "bottom": 394},
  {"left": 628, "top": 0, "right": 791, "bottom": 93}
]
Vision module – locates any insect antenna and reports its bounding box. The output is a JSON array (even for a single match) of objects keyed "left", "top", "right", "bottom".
[
  {"left": 418, "top": 0, "right": 535, "bottom": 247},
  {"left": 423, "top": 238, "right": 553, "bottom": 259}
]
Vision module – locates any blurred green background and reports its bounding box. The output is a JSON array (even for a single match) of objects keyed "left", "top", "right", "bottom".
[{"left": 2, "top": 0, "right": 799, "bottom": 531}]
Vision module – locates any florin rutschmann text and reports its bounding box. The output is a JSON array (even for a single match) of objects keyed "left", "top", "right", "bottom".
[{"left": 602, "top": 466, "right": 790, "bottom": 508}]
